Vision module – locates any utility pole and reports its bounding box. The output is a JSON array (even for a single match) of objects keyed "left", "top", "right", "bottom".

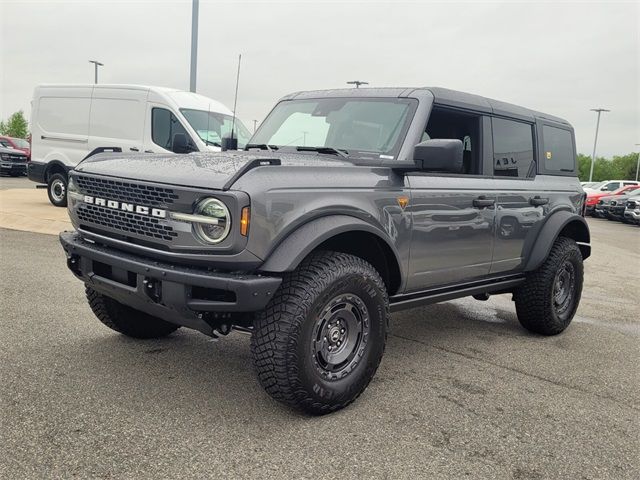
[
  {"left": 588, "top": 108, "right": 610, "bottom": 182},
  {"left": 189, "top": 0, "right": 199, "bottom": 92},
  {"left": 347, "top": 80, "right": 369, "bottom": 89},
  {"left": 89, "top": 60, "right": 103, "bottom": 84},
  {"left": 635, "top": 144, "right": 640, "bottom": 182}
]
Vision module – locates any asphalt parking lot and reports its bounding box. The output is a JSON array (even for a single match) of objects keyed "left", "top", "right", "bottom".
[{"left": 1, "top": 177, "right": 638, "bottom": 479}]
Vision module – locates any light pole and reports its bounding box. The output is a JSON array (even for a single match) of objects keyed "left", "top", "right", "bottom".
[
  {"left": 347, "top": 80, "right": 369, "bottom": 88},
  {"left": 635, "top": 144, "right": 640, "bottom": 182},
  {"left": 253, "top": 120, "right": 258, "bottom": 133},
  {"left": 89, "top": 60, "right": 103, "bottom": 84},
  {"left": 189, "top": 0, "right": 199, "bottom": 92},
  {"left": 588, "top": 108, "right": 610, "bottom": 182}
]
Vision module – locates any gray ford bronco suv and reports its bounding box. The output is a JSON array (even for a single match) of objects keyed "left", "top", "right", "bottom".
[{"left": 60, "top": 87, "right": 590, "bottom": 414}]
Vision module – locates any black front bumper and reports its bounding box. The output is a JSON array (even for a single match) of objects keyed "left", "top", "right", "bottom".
[
  {"left": 60, "top": 231, "right": 282, "bottom": 335},
  {"left": 1, "top": 162, "right": 27, "bottom": 174}
]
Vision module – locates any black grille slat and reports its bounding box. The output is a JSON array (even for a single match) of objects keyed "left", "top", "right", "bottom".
[
  {"left": 76, "top": 175, "right": 179, "bottom": 207},
  {"left": 77, "top": 204, "right": 178, "bottom": 242}
]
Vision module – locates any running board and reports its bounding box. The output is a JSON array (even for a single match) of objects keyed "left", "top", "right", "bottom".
[{"left": 389, "top": 275, "right": 525, "bottom": 313}]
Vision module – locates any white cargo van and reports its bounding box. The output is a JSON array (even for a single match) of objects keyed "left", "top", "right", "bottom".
[{"left": 29, "top": 84, "right": 252, "bottom": 206}]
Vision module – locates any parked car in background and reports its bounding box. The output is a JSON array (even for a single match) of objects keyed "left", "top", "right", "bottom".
[
  {"left": 609, "top": 189, "right": 640, "bottom": 223},
  {"left": 583, "top": 179, "right": 640, "bottom": 194},
  {"left": 0, "top": 145, "right": 28, "bottom": 176},
  {"left": 0, "top": 136, "right": 31, "bottom": 160},
  {"left": 585, "top": 184, "right": 640, "bottom": 215},
  {"left": 623, "top": 196, "right": 640, "bottom": 225},
  {"left": 593, "top": 187, "right": 640, "bottom": 219},
  {"left": 29, "top": 84, "right": 252, "bottom": 207}
]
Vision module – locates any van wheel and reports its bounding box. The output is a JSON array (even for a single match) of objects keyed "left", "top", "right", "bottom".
[
  {"left": 86, "top": 288, "right": 180, "bottom": 339},
  {"left": 514, "top": 237, "right": 583, "bottom": 335},
  {"left": 251, "top": 251, "right": 389, "bottom": 415},
  {"left": 47, "top": 173, "right": 68, "bottom": 207}
]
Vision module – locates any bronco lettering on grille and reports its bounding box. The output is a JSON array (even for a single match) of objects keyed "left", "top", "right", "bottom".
[{"left": 82, "top": 195, "right": 167, "bottom": 218}]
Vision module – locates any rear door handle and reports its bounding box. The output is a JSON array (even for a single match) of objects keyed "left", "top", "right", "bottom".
[
  {"left": 130, "top": 147, "right": 139, "bottom": 152},
  {"left": 530, "top": 196, "right": 549, "bottom": 206},
  {"left": 144, "top": 150, "right": 154, "bottom": 153},
  {"left": 473, "top": 196, "right": 495, "bottom": 208}
]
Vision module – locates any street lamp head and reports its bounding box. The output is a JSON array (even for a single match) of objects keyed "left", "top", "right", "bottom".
[
  {"left": 346, "top": 80, "right": 369, "bottom": 88},
  {"left": 590, "top": 108, "right": 610, "bottom": 113}
]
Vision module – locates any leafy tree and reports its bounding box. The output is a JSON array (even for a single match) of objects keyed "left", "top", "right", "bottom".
[
  {"left": 0, "top": 111, "right": 29, "bottom": 138},
  {"left": 577, "top": 152, "right": 639, "bottom": 182}
]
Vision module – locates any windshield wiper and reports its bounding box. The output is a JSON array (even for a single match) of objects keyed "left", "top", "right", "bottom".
[
  {"left": 203, "top": 139, "right": 221, "bottom": 147},
  {"left": 295, "top": 146, "right": 349, "bottom": 158},
  {"left": 245, "top": 143, "right": 279, "bottom": 151}
]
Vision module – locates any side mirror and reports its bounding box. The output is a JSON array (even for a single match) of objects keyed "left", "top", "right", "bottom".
[
  {"left": 172, "top": 133, "right": 194, "bottom": 154},
  {"left": 221, "top": 136, "right": 238, "bottom": 151},
  {"left": 413, "top": 139, "right": 464, "bottom": 173}
]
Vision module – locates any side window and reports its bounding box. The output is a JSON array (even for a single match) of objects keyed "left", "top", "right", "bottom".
[
  {"left": 542, "top": 125, "right": 574, "bottom": 173},
  {"left": 151, "top": 108, "right": 191, "bottom": 152},
  {"left": 492, "top": 118, "right": 535, "bottom": 178},
  {"left": 424, "top": 108, "right": 482, "bottom": 174},
  {"left": 605, "top": 182, "right": 620, "bottom": 191}
]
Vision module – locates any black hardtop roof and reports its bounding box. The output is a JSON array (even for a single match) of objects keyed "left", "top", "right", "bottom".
[{"left": 284, "top": 87, "right": 570, "bottom": 126}]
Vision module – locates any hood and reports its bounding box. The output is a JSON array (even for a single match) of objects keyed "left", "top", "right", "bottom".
[
  {"left": 74, "top": 151, "right": 351, "bottom": 190},
  {"left": 0, "top": 146, "right": 27, "bottom": 156}
]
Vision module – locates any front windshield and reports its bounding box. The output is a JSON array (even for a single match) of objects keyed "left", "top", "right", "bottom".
[
  {"left": 12, "top": 138, "right": 29, "bottom": 148},
  {"left": 180, "top": 109, "right": 252, "bottom": 148},
  {"left": 249, "top": 98, "right": 417, "bottom": 159}
]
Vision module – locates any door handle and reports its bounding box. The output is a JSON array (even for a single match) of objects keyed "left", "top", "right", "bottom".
[
  {"left": 473, "top": 196, "right": 495, "bottom": 208},
  {"left": 530, "top": 196, "right": 549, "bottom": 206},
  {"left": 130, "top": 147, "right": 139, "bottom": 152},
  {"left": 144, "top": 150, "right": 154, "bottom": 153}
]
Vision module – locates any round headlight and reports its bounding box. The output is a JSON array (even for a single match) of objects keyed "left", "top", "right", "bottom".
[{"left": 193, "top": 198, "right": 231, "bottom": 244}]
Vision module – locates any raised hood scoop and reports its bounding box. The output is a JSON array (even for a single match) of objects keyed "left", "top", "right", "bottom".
[{"left": 74, "top": 151, "right": 350, "bottom": 190}]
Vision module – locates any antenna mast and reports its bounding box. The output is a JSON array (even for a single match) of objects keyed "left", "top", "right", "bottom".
[{"left": 231, "top": 54, "right": 241, "bottom": 141}]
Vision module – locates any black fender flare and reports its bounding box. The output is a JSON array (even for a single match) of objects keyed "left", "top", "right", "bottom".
[
  {"left": 523, "top": 210, "right": 590, "bottom": 272},
  {"left": 44, "top": 160, "right": 72, "bottom": 182},
  {"left": 259, "top": 214, "right": 403, "bottom": 275}
]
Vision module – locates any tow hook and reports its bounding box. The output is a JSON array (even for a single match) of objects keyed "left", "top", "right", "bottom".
[
  {"left": 67, "top": 254, "right": 81, "bottom": 275},
  {"left": 143, "top": 277, "right": 161, "bottom": 302}
]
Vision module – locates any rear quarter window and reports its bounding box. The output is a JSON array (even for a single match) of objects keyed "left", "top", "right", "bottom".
[{"left": 543, "top": 125, "right": 575, "bottom": 173}]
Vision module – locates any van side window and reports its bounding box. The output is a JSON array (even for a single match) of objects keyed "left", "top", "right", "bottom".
[
  {"left": 423, "top": 108, "right": 482, "bottom": 174},
  {"left": 492, "top": 118, "right": 535, "bottom": 178},
  {"left": 151, "top": 108, "right": 191, "bottom": 151},
  {"left": 542, "top": 125, "right": 574, "bottom": 173}
]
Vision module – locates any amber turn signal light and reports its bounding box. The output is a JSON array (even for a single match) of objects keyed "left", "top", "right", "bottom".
[{"left": 240, "top": 207, "right": 250, "bottom": 236}]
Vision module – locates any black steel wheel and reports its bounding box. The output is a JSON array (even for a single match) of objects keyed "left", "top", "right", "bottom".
[
  {"left": 251, "top": 251, "right": 389, "bottom": 415},
  {"left": 515, "top": 237, "right": 583, "bottom": 335},
  {"left": 47, "top": 172, "right": 68, "bottom": 207}
]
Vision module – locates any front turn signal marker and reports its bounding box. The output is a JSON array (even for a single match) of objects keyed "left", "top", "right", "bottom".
[{"left": 240, "top": 207, "right": 250, "bottom": 236}]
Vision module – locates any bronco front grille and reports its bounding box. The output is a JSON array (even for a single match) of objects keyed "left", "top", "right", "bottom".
[
  {"left": 77, "top": 203, "right": 178, "bottom": 241},
  {"left": 76, "top": 175, "right": 179, "bottom": 207}
]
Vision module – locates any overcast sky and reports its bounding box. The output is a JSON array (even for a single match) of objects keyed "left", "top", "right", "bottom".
[{"left": 1, "top": 0, "right": 638, "bottom": 156}]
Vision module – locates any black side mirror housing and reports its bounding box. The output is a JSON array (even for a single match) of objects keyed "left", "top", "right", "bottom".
[
  {"left": 172, "top": 133, "right": 194, "bottom": 154},
  {"left": 221, "top": 136, "right": 238, "bottom": 151},
  {"left": 413, "top": 139, "right": 464, "bottom": 173}
]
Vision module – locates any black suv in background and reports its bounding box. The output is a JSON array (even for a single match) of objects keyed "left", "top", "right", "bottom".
[
  {"left": 60, "top": 87, "right": 590, "bottom": 414},
  {"left": 0, "top": 145, "right": 28, "bottom": 176}
]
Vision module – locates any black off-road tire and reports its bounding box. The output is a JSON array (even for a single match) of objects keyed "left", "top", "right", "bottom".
[
  {"left": 86, "top": 287, "right": 180, "bottom": 339},
  {"left": 514, "top": 237, "right": 583, "bottom": 335},
  {"left": 251, "top": 251, "right": 389, "bottom": 415},
  {"left": 47, "top": 172, "right": 68, "bottom": 207}
]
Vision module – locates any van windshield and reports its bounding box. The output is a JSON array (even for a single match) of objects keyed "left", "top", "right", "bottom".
[
  {"left": 248, "top": 98, "right": 417, "bottom": 159},
  {"left": 180, "top": 109, "right": 252, "bottom": 148}
]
